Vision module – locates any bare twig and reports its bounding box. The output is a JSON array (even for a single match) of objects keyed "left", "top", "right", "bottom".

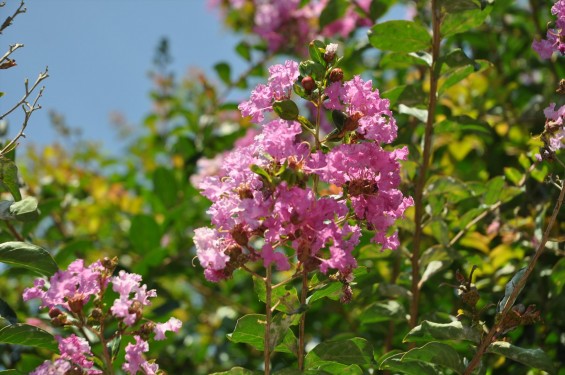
[
  {"left": 463, "top": 175, "right": 565, "bottom": 374},
  {"left": 0, "top": 0, "right": 26, "bottom": 35},
  {"left": 0, "top": 43, "right": 24, "bottom": 65},
  {"left": 0, "top": 67, "right": 49, "bottom": 156}
]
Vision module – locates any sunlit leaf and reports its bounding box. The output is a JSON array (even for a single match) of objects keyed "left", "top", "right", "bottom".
[{"left": 369, "top": 21, "right": 431, "bottom": 53}]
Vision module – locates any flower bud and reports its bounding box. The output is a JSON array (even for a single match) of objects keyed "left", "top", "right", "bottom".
[
  {"left": 68, "top": 297, "right": 85, "bottom": 314},
  {"left": 323, "top": 43, "right": 339, "bottom": 62},
  {"left": 51, "top": 314, "right": 68, "bottom": 327},
  {"left": 231, "top": 224, "right": 249, "bottom": 247},
  {"left": 329, "top": 68, "right": 343, "bottom": 82},
  {"left": 140, "top": 321, "right": 156, "bottom": 340},
  {"left": 301, "top": 76, "right": 316, "bottom": 92},
  {"left": 48, "top": 307, "right": 63, "bottom": 319}
]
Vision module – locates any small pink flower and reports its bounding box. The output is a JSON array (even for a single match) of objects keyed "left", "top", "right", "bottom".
[{"left": 154, "top": 317, "right": 182, "bottom": 341}]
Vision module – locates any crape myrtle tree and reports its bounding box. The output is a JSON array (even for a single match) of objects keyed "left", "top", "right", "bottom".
[{"left": 1, "top": 0, "right": 565, "bottom": 374}]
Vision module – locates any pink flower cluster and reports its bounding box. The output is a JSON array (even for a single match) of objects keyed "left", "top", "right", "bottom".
[
  {"left": 194, "top": 59, "right": 412, "bottom": 282},
  {"left": 537, "top": 102, "right": 565, "bottom": 160},
  {"left": 210, "top": 0, "right": 372, "bottom": 53},
  {"left": 31, "top": 335, "right": 101, "bottom": 375},
  {"left": 532, "top": 0, "right": 565, "bottom": 59},
  {"left": 239, "top": 60, "right": 299, "bottom": 123},
  {"left": 24, "top": 259, "right": 182, "bottom": 374}
]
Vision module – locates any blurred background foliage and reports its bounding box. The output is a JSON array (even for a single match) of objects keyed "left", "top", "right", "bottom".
[{"left": 1, "top": 0, "right": 565, "bottom": 374}]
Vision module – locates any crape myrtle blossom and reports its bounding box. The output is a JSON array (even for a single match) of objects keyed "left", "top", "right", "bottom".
[
  {"left": 210, "top": 0, "right": 373, "bottom": 53},
  {"left": 23, "top": 258, "right": 182, "bottom": 374},
  {"left": 123, "top": 336, "right": 160, "bottom": 375},
  {"left": 30, "top": 335, "right": 102, "bottom": 375},
  {"left": 307, "top": 143, "right": 413, "bottom": 249},
  {"left": 195, "top": 56, "right": 412, "bottom": 283},
  {"left": 533, "top": 0, "right": 565, "bottom": 59},
  {"left": 22, "top": 259, "right": 108, "bottom": 312},
  {"left": 239, "top": 61, "right": 299, "bottom": 123},
  {"left": 537, "top": 102, "right": 565, "bottom": 160}
]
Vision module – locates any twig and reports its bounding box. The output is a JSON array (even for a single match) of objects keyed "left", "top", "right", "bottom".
[
  {"left": 264, "top": 265, "right": 273, "bottom": 375},
  {"left": 0, "top": 67, "right": 48, "bottom": 122},
  {"left": 0, "top": 43, "right": 24, "bottom": 65},
  {"left": 409, "top": 0, "right": 441, "bottom": 330},
  {"left": 0, "top": 0, "right": 26, "bottom": 35},
  {"left": 4, "top": 221, "right": 24, "bottom": 241},
  {"left": 463, "top": 174, "right": 565, "bottom": 374},
  {"left": 297, "top": 271, "right": 308, "bottom": 371}
]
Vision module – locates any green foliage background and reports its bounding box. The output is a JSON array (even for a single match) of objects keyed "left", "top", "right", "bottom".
[{"left": 1, "top": 0, "right": 565, "bottom": 374}]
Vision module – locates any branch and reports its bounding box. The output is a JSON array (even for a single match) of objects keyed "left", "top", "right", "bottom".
[
  {"left": 463, "top": 174, "right": 565, "bottom": 374},
  {"left": 0, "top": 67, "right": 49, "bottom": 156},
  {"left": 0, "top": 0, "right": 26, "bottom": 35},
  {"left": 0, "top": 43, "right": 24, "bottom": 65},
  {"left": 409, "top": 0, "right": 441, "bottom": 330}
]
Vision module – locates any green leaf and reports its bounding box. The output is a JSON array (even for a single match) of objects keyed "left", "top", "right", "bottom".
[
  {"left": 304, "top": 337, "right": 373, "bottom": 368},
  {"left": 487, "top": 341, "right": 556, "bottom": 374},
  {"left": 273, "top": 100, "right": 299, "bottom": 121},
  {"left": 7, "top": 196, "right": 39, "bottom": 221},
  {"left": 235, "top": 41, "right": 252, "bottom": 62},
  {"left": 360, "top": 300, "right": 405, "bottom": 324},
  {"left": 439, "top": 0, "right": 483, "bottom": 13},
  {"left": 504, "top": 167, "right": 523, "bottom": 186},
  {"left": 299, "top": 60, "right": 326, "bottom": 81},
  {"left": 420, "top": 260, "right": 447, "bottom": 287},
  {"left": 0, "top": 297, "right": 17, "bottom": 326},
  {"left": 398, "top": 104, "right": 428, "bottom": 122},
  {"left": 404, "top": 320, "right": 481, "bottom": 344},
  {"left": 152, "top": 166, "right": 178, "bottom": 208},
  {"left": 425, "top": 176, "right": 471, "bottom": 204},
  {"left": 210, "top": 367, "right": 260, "bottom": 375},
  {"left": 227, "top": 314, "right": 296, "bottom": 353},
  {"left": 441, "top": 2, "right": 493, "bottom": 38},
  {"left": 306, "top": 362, "right": 363, "bottom": 374},
  {"left": 319, "top": 0, "right": 348, "bottom": 29},
  {"left": 0, "top": 323, "right": 57, "bottom": 351},
  {"left": 214, "top": 62, "right": 231, "bottom": 85},
  {"left": 227, "top": 314, "right": 265, "bottom": 350},
  {"left": 250, "top": 164, "right": 273, "bottom": 184},
  {"left": 483, "top": 176, "right": 505, "bottom": 205},
  {"left": 308, "top": 281, "right": 342, "bottom": 303},
  {"left": 438, "top": 60, "right": 492, "bottom": 94},
  {"left": 380, "top": 52, "right": 432, "bottom": 69},
  {"left": 429, "top": 219, "right": 449, "bottom": 246},
  {"left": 369, "top": 20, "right": 431, "bottom": 53},
  {"left": 550, "top": 258, "right": 565, "bottom": 294},
  {"left": 0, "top": 370, "right": 26, "bottom": 375},
  {"left": 380, "top": 352, "right": 439, "bottom": 375},
  {"left": 253, "top": 276, "right": 300, "bottom": 314},
  {"left": 129, "top": 214, "right": 162, "bottom": 253},
  {"left": 309, "top": 40, "right": 326, "bottom": 65},
  {"left": 0, "top": 241, "right": 58, "bottom": 276},
  {"left": 400, "top": 342, "right": 465, "bottom": 374},
  {"left": 497, "top": 267, "right": 526, "bottom": 313},
  {"left": 0, "top": 157, "right": 22, "bottom": 201}
]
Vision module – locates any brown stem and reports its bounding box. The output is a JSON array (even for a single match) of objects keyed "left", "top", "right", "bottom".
[
  {"left": 5, "top": 221, "right": 24, "bottom": 241},
  {"left": 409, "top": 0, "right": 441, "bottom": 330},
  {"left": 464, "top": 177, "right": 565, "bottom": 374},
  {"left": 264, "top": 265, "right": 273, "bottom": 375},
  {"left": 298, "top": 270, "right": 308, "bottom": 371}
]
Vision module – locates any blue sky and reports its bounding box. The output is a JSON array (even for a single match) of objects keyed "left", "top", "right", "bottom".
[{"left": 1, "top": 0, "right": 245, "bottom": 154}]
